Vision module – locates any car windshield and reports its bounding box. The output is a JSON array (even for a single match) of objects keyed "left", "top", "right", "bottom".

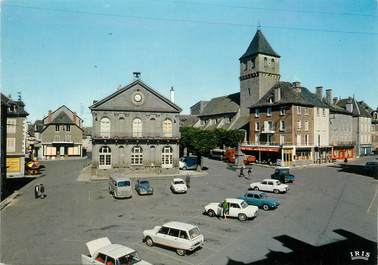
[
  {"left": 139, "top": 181, "right": 149, "bottom": 185},
  {"left": 275, "top": 180, "right": 281, "bottom": 185},
  {"left": 174, "top": 180, "right": 185, "bottom": 185},
  {"left": 279, "top": 169, "right": 289, "bottom": 175},
  {"left": 260, "top": 193, "right": 267, "bottom": 199},
  {"left": 117, "top": 251, "right": 141, "bottom": 265},
  {"left": 118, "top": 181, "right": 130, "bottom": 187},
  {"left": 241, "top": 201, "right": 248, "bottom": 208},
  {"left": 189, "top": 227, "right": 201, "bottom": 239}
]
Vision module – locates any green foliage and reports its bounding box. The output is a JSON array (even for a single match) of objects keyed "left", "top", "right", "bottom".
[{"left": 214, "top": 128, "right": 245, "bottom": 148}]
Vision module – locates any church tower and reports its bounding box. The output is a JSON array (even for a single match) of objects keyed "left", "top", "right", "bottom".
[{"left": 239, "top": 30, "right": 280, "bottom": 116}]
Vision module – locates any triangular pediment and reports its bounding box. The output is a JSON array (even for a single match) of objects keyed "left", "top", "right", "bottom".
[{"left": 90, "top": 80, "right": 182, "bottom": 113}]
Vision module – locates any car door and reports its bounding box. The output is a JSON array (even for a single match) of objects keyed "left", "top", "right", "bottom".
[
  {"left": 254, "top": 194, "right": 263, "bottom": 207},
  {"left": 266, "top": 181, "right": 274, "bottom": 192},
  {"left": 260, "top": 181, "right": 268, "bottom": 191},
  {"left": 156, "top": 226, "right": 170, "bottom": 246},
  {"left": 246, "top": 193, "right": 255, "bottom": 205},
  {"left": 177, "top": 230, "right": 189, "bottom": 250},
  {"left": 166, "top": 228, "right": 180, "bottom": 248},
  {"left": 229, "top": 203, "right": 241, "bottom": 217}
]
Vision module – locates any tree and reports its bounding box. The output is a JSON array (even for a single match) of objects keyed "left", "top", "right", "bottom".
[
  {"left": 214, "top": 128, "right": 245, "bottom": 149},
  {"left": 180, "top": 127, "right": 218, "bottom": 169}
]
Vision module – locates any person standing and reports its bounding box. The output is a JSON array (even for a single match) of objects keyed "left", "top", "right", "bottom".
[
  {"left": 185, "top": 174, "right": 191, "bottom": 188},
  {"left": 39, "top": 184, "right": 45, "bottom": 199},
  {"left": 222, "top": 200, "right": 229, "bottom": 220},
  {"left": 34, "top": 185, "right": 40, "bottom": 199},
  {"left": 248, "top": 167, "right": 252, "bottom": 177},
  {"left": 239, "top": 167, "right": 245, "bottom": 178}
]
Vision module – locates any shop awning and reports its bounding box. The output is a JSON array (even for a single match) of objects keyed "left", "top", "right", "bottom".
[{"left": 241, "top": 146, "right": 280, "bottom": 153}]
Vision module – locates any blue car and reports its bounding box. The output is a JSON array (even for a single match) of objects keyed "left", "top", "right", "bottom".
[
  {"left": 135, "top": 179, "right": 153, "bottom": 195},
  {"left": 239, "top": 191, "right": 280, "bottom": 211}
]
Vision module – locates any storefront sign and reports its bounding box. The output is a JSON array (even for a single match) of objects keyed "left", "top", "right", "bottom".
[
  {"left": 6, "top": 157, "right": 21, "bottom": 173},
  {"left": 241, "top": 146, "right": 280, "bottom": 153}
]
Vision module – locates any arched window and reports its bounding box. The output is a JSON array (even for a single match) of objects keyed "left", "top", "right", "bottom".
[
  {"left": 271, "top": 58, "right": 275, "bottom": 69},
  {"left": 100, "top": 117, "right": 111, "bottom": 138},
  {"left": 99, "top": 146, "right": 111, "bottom": 169},
  {"left": 132, "top": 118, "right": 142, "bottom": 137},
  {"left": 131, "top": 146, "right": 143, "bottom": 165},
  {"left": 161, "top": 146, "right": 173, "bottom": 168},
  {"left": 163, "top": 119, "right": 173, "bottom": 137},
  {"left": 264, "top": 57, "right": 268, "bottom": 67}
]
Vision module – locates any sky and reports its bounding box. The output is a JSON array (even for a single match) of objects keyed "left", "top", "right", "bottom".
[{"left": 2, "top": 0, "right": 378, "bottom": 126}]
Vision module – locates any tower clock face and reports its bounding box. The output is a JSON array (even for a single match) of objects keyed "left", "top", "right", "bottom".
[{"left": 134, "top": 93, "right": 142, "bottom": 102}]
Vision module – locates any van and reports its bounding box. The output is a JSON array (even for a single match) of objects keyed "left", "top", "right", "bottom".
[
  {"left": 109, "top": 175, "right": 132, "bottom": 199},
  {"left": 179, "top": 156, "right": 199, "bottom": 170}
]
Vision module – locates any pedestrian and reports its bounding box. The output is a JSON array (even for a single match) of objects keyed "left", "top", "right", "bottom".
[
  {"left": 344, "top": 158, "right": 348, "bottom": 163},
  {"left": 185, "top": 174, "right": 191, "bottom": 188},
  {"left": 222, "top": 200, "right": 229, "bottom": 220},
  {"left": 248, "top": 168, "right": 252, "bottom": 177},
  {"left": 239, "top": 166, "right": 245, "bottom": 178},
  {"left": 34, "top": 185, "right": 40, "bottom": 199},
  {"left": 39, "top": 184, "right": 46, "bottom": 199}
]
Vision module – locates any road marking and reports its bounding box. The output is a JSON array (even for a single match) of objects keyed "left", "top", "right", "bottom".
[
  {"left": 367, "top": 187, "right": 378, "bottom": 214},
  {"left": 139, "top": 244, "right": 196, "bottom": 265}
]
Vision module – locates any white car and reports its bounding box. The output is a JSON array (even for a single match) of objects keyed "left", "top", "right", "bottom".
[
  {"left": 204, "top": 198, "right": 258, "bottom": 221},
  {"left": 250, "top": 179, "right": 289, "bottom": 194},
  {"left": 170, "top": 178, "right": 187, "bottom": 193},
  {"left": 143, "top": 221, "right": 204, "bottom": 256},
  {"left": 81, "top": 237, "right": 152, "bottom": 265}
]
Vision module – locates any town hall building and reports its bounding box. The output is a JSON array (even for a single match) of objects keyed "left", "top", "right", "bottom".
[{"left": 90, "top": 76, "right": 182, "bottom": 173}]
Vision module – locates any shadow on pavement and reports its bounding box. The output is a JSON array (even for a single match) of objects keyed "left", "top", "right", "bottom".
[
  {"left": 226, "top": 229, "right": 377, "bottom": 265},
  {"left": 329, "top": 164, "right": 378, "bottom": 180}
]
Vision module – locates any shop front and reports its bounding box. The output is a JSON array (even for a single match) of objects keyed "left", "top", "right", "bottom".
[
  {"left": 332, "top": 145, "right": 355, "bottom": 160},
  {"left": 314, "top": 146, "right": 333, "bottom": 163},
  {"left": 240, "top": 145, "right": 281, "bottom": 165}
]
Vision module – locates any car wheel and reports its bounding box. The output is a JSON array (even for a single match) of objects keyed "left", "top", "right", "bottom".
[
  {"left": 145, "top": 237, "right": 154, "bottom": 247},
  {"left": 176, "top": 248, "right": 186, "bottom": 256},
  {"left": 183, "top": 166, "right": 187, "bottom": 170},
  {"left": 253, "top": 186, "right": 259, "bottom": 191},
  {"left": 238, "top": 213, "right": 247, "bottom": 221},
  {"left": 273, "top": 189, "right": 280, "bottom": 194},
  {"left": 207, "top": 209, "right": 216, "bottom": 217},
  {"left": 262, "top": 204, "right": 270, "bottom": 211}
]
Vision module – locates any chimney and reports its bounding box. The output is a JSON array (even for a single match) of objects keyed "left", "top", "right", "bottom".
[
  {"left": 274, "top": 87, "right": 281, "bottom": 102},
  {"left": 293, "top": 81, "right": 301, "bottom": 93},
  {"left": 170, "top": 86, "right": 175, "bottom": 103},
  {"left": 315, "top": 86, "right": 323, "bottom": 99},
  {"left": 333, "top": 97, "right": 338, "bottom": 105},
  {"left": 325, "top": 89, "right": 332, "bottom": 105},
  {"left": 47, "top": 110, "right": 52, "bottom": 123},
  {"left": 346, "top": 97, "right": 353, "bottom": 113}
]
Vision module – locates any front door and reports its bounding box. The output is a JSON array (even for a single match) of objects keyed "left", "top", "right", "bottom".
[{"left": 161, "top": 146, "right": 173, "bottom": 169}]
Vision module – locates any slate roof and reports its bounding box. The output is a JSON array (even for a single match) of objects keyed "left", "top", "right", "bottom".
[
  {"left": 198, "top": 92, "right": 240, "bottom": 117},
  {"left": 240, "top": 30, "right": 280, "bottom": 60},
  {"left": 1, "top": 93, "right": 29, "bottom": 117},
  {"left": 51, "top": 111, "right": 74, "bottom": 124},
  {"left": 90, "top": 79, "right": 182, "bottom": 112},
  {"left": 322, "top": 100, "right": 352, "bottom": 115},
  {"left": 179, "top": 115, "right": 199, "bottom": 127},
  {"left": 251, "top": 82, "right": 328, "bottom": 109},
  {"left": 337, "top": 98, "right": 372, "bottom": 118},
  {"left": 229, "top": 115, "right": 250, "bottom": 130}
]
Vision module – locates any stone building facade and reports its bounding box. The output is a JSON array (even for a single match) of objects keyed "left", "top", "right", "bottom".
[
  {"left": 2, "top": 94, "right": 29, "bottom": 178},
  {"left": 90, "top": 78, "right": 182, "bottom": 173},
  {"left": 40, "top": 106, "right": 83, "bottom": 160},
  {"left": 247, "top": 82, "right": 330, "bottom": 166}
]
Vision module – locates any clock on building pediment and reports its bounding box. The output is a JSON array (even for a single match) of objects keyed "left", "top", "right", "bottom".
[{"left": 132, "top": 91, "right": 144, "bottom": 105}]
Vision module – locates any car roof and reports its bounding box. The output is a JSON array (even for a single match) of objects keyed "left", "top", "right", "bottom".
[
  {"left": 225, "top": 198, "right": 244, "bottom": 203},
  {"left": 262, "top": 179, "right": 278, "bottom": 182},
  {"left": 110, "top": 175, "right": 131, "bottom": 182},
  {"left": 173, "top": 178, "right": 184, "bottom": 182},
  {"left": 98, "top": 244, "right": 136, "bottom": 258},
  {"left": 246, "top": 191, "right": 264, "bottom": 196},
  {"left": 276, "top": 167, "right": 289, "bottom": 169},
  {"left": 163, "top": 221, "right": 197, "bottom": 231}
]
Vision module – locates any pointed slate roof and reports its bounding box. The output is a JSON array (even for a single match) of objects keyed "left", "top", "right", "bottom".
[
  {"left": 337, "top": 98, "right": 371, "bottom": 118},
  {"left": 198, "top": 92, "right": 240, "bottom": 117},
  {"left": 251, "top": 82, "right": 328, "bottom": 108},
  {"left": 240, "top": 30, "right": 280, "bottom": 60},
  {"left": 52, "top": 111, "right": 74, "bottom": 124}
]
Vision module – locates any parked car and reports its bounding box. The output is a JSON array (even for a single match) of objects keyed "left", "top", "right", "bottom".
[
  {"left": 203, "top": 198, "right": 258, "bottom": 221},
  {"left": 239, "top": 191, "right": 280, "bottom": 211},
  {"left": 209, "top": 149, "right": 226, "bottom": 160},
  {"left": 250, "top": 179, "right": 289, "bottom": 194},
  {"left": 81, "top": 237, "right": 152, "bottom": 265},
  {"left": 135, "top": 179, "right": 153, "bottom": 195},
  {"left": 170, "top": 178, "right": 187, "bottom": 193},
  {"left": 365, "top": 161, "right": 378, "bottom": 178},
  {"left": 143, "top": 221, "right": 204, "bottom": 256},
  {"left": 109, "top": 175, "right": 132, "bottom": 199},
  {"left": 179, "top": 156, "right": 199, "bottom": 170},
  {"left": 271, "top": 167, "right": 295, "bottom": 183}
]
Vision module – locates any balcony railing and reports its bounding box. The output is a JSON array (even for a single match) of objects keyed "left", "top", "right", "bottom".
[{"left": 261, "top": 125, "right": 275, "bottom": 133}]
